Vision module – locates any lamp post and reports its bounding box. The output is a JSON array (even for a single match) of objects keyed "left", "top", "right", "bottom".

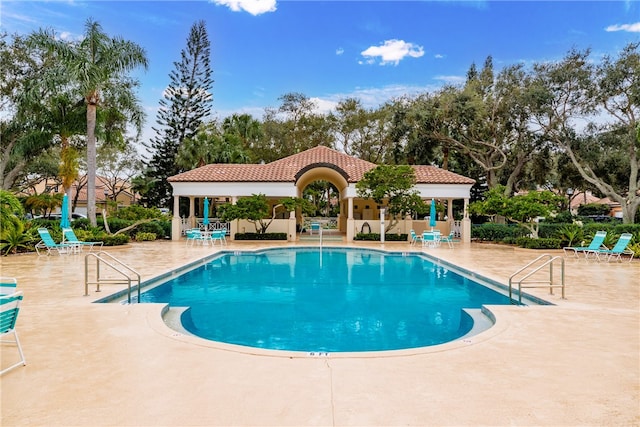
[{"left": 566, "top": 188, "right": 574, "bottom": 214}]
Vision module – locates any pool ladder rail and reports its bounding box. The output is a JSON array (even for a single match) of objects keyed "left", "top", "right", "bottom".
[
  {"left": 508, "top": 254, "right": 565, "bottom": 304},
  {"left": 84, "top": 251, "right": 141, "bottom": 304}
]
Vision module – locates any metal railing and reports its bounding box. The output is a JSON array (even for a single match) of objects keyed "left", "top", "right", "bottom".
[
  {"left": 85, "top": 251, "right": 141, "bottom": 304},
  {"left": 508, "top": 254, "right": 565, "bottom": 304}
]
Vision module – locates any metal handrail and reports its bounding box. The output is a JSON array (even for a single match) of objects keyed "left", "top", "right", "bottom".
[
  {"left": 508, "top": 254, "right": 565, "bottom": 304},
  {"left": 85, "top": 251, "right": 141, "bottom": 304}
]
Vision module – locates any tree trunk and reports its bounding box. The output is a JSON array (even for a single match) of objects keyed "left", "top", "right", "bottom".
[{"left": 87, "top": 101, "right": 98, "bottom": 227}]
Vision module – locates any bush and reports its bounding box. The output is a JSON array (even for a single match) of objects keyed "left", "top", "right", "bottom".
[
  {"left": 111, "top": 205, "right": 167, "bottom": 221},
  {"left": 515, "top": 237, "right": 563, "bottom": 249},
  {"left": 134, "top": 232, "right": 157, "bottom": 241},
  {"left": 136, "top": 221, "right": 166, "bottom": 238},
  {"left": 102, "top": 234, "right": 130, "bottom": 246},
  {"left": 471, "top": 224, "right": 528, "bottom": 241},
  {"left": 354, "top": 233, "right": 408, "bottom": 241},
  {"left": 234, "top": 232, "right": 287, "bottom": 240},
  {"left": 577, "top": 203, "right": 611, "bottom": 216},
  {"left": 106, "top": 218, "right": 132, "bottom": 234}
]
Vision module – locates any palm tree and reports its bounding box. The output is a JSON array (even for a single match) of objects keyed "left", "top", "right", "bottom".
[{"left": 29, "top": 20, "right": 148, "bottom": 226}]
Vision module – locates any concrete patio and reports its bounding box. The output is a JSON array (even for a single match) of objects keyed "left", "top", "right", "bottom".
[{"left": 1, "top": 240, "right": 638, "bottom": 426}]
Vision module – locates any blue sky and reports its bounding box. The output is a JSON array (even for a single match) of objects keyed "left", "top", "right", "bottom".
[{"left": 3, "top": 0, "right": 639, "bottom": 144}]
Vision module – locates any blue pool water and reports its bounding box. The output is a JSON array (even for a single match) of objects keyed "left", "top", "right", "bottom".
[{"left": 139, "top": 247, "right": 512, "bottom": 352}]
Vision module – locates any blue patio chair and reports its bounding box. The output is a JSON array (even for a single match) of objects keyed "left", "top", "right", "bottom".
[
  {"left": 409, "top": 230, "right": 422, "bottom": 246},
  {"left": 422, "top": 231, "right": 440, "bottom": 248},
  {"left": 439, "top": 231, "right": 457, "bottom": 248},
  {"left": 210, "top": 229, "right": 226, "bottom": 246},
  {"left": 310, "top": 222, "right": 321, "bottom": 235},
  {"left": 185, "top": 228, "right": 205, "bottom": 246},
  {"left": 62, "top": 227, "right": 103, "bottom": 252},
  {"left": 1, "top": 291, "right": 26, "bottom": 375},
  {"left": 0, "top": 277, "right": 17, "bottom": 296},
  {"left": 563, "top": 231, "right": 607, "bottom": 258},
  {"left": 588, "top": 233, "right": 634, "bottom": 262},
  {"left": 35, "top": 228, "right": 75, "bottom": 256}
]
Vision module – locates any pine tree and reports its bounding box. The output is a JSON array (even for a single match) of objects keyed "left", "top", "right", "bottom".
[{"left": 142, "top": 20, "right": 213, "bottom": 208}]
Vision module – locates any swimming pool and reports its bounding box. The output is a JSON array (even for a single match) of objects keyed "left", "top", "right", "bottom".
[{"left": 137, "top": 247, "right": 515, "bottom": 352}]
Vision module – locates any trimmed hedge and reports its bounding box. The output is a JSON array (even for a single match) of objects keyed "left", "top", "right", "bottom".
[
  {"left": 102, "top": 234, "right": 130, "bottom": 246},
  {"left": 515, "top": 237, "right": 563, "bottom": 249},
  {"left": 135, "top": 232, "right": 157, "bottom": 241},
  {"left": 354, "top": 233, "right": 408, "bottom": 241},
  {"left": 471, "top": 224, "right": 528, "bottom": 241},
  {"left": 234, "top": 232, "right": 287, "bottom": 240}
]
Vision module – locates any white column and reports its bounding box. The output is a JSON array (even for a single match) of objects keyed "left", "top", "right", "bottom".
[
  {"left": 462, "top": 198, "right": 471, "bottom": 243},
  {"left": 288, "top": 210, "right": 296, "bottom": 242},
  {"left": 171, "top": 195, "right": 181, "bottom": 241},
  {"left": 346, "top": 197, "right": 355, "bottom": 242},
  {"left": 188, "top": 196, "right": 196, "bottom": 228},
  {"left": 380, "top": 207, "right": 386, "bottom": 243}
]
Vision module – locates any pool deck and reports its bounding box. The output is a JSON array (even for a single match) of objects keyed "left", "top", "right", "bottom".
[{"left": 1, "top": 240, "right": 638, "bottom": 426}]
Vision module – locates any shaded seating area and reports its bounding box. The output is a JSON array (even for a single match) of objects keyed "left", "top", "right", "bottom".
[
  {"left": 587, "top": 233, "right": 635, "bottom": 262},
  {"left": 62, "top": 227, "right": 103, "bottom": 252},
  {"left": 563, "top": 231, "right": 607, "bottom": 258},
  {"left": 1, "top": 291, "right": 26, "bottom": 375},
  {"left": 35, "top": 228, "right": 78, "bottom": 256}
]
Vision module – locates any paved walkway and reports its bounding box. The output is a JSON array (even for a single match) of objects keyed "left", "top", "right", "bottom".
[{"left": 1, "top": 240, "right": 638, "bottom": 426}]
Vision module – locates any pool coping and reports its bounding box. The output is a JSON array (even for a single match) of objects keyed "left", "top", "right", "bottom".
[{"left": 97, "top": 246, "right": 548, "bottom": 358}]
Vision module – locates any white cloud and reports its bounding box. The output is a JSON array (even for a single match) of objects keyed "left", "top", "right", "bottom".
[
  {"left": 212, "top": 0, "right": 277, "bottom": 16},
  {"left": 434, "top": 53, "right": 444, "bottom": 59},
  {"left": 360, "top": 39, "right": 424, "bottom": 66},
  {"left": 336, "top": 47, "right": 344, "bottom": 56},
  {"left": 605, "top": 22, "right": 640, "bottom": 32}
]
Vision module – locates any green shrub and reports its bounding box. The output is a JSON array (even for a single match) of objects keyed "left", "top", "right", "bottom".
[
  {"left": 106, "top": 218, "right": 132, "bottom": 234},
  {"left": 515, "top": 237, "right": 562, "bottom": 249},
  {"left": 577, "top": 203, "right": 611, "bottom": 216},
  {"left": 136, "top": 221, "right": 166, "bottom": 237},
  {"left": 102, "top": 234, "right": 130, "bottom": 246},
  {"left": 555, "top": 224, "right": 584, "bottom": 247},
  {"left": 111, "top": 205, "right": 166, "bottom": 221},
  {"left": 234, "top": 232, "right": 287, "bottom": 240},
  {"left": 471, "top": 224, "right": 528, "bottom": 241},
  {"left": 134, "top": 232, "right": 157, "bottom": 241}
]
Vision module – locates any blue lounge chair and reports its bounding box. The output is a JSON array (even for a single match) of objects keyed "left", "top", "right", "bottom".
[
  {"left": 35, "top": 228, "right": 76, "bottom": 256},
  {"left": 588, "top": 233, "right": 634, "bottom": 262},
  {"left": 563, "top": 231, "right": 607, "bottom": 258},
  {"left": 1, "top": 291, "right": 26, "bottom": 375},
  {"left": 62, "top": 227, "right": 103, "bottom": 252},
  {"left": 0, "top": 277, "right": 17, "bottom": 295}
]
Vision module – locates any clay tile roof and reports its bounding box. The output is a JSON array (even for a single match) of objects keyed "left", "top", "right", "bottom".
[
  {"left": 412, "top": 165, "right": 476, "bottom": 185},
  {"left": 168, "top": 145, "right": 475, "bottom": 185}
]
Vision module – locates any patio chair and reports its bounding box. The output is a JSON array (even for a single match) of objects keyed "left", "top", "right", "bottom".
[
  {"left": 563, "top": 231, "right": 607, "bottom": 258},
  {"left": 185, "top": 228, "right": 204, "bottom": 246},
  {"left": 62, "top": 227, "right": 103, "bottom": 252},
  {"left": 35, "top": 228, "right": 75, "bottom": 256},
  {"left": 0, "top": 277, "right": 17, "bottom": 295},
  {"left": 422, "top": 231, "right": 440, "bottom": 248},
  {"left": 440, "top": 232, "right": 457, "bottom": 248},
  {"left": 310, "top": 222, "right": 321, "bottom": 235},
  {"left": 210, "top": 229, "right": 226, "bottom": 246},
  {"left": 1, "top": 291, "right": 26, "bottom": 375},
  {"left": 588, "top": 233, "right": 634, "bottom": 262},
  {"left": 409, "top": 230, "right": 423, "bottom": 246}
]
